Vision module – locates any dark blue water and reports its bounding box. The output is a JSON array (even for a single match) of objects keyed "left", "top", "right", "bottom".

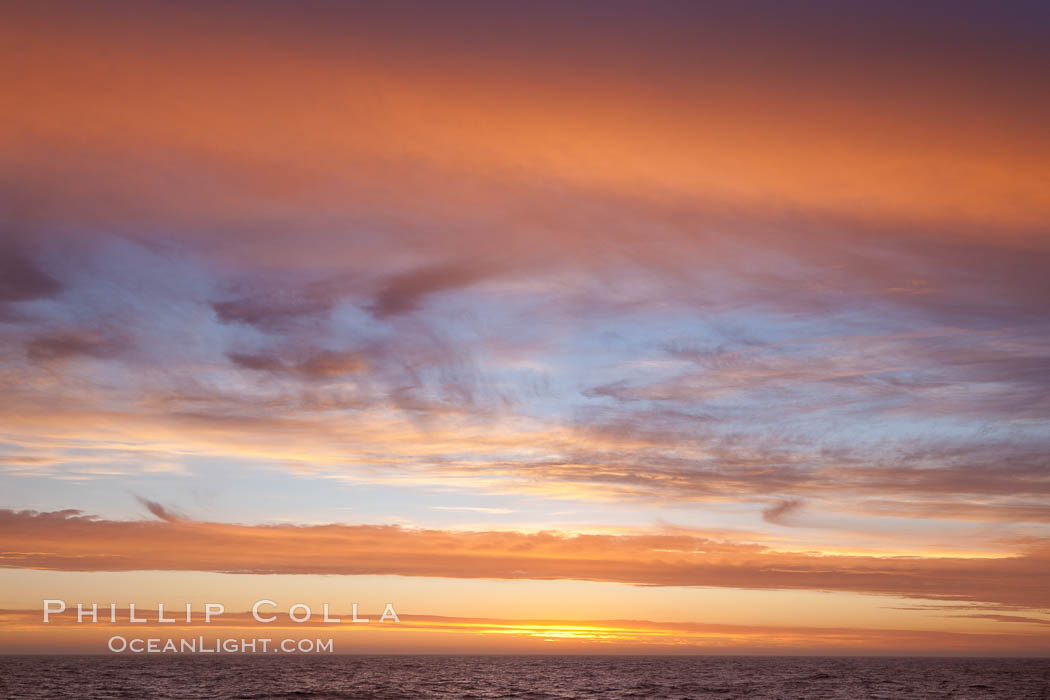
[{"left": 1, "top": 655, "right": 1048, "bottom": 699}]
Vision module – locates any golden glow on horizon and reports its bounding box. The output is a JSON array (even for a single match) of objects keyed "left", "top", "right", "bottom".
[{"left": 4, "top": 609, "right": 1049, "bottom": 655}]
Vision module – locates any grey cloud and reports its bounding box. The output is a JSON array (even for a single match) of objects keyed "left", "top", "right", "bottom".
[
  {"left": 368, "top": 262, "right": 492, "bottom": 318},
  {"left": 762, "top": 499, "right": 805, "bottom": 526},
  {"left": 228, "top": 350, "right": 368, "bottom": 379},
  {"left": 0, "top": 244, "right": 61, "bottom": 304},
  {"left": 26, "top": 331, "right": 117, "bottom": 361},
  {"left": 135, "top": 497, "right": 186, "bottom": 523}
]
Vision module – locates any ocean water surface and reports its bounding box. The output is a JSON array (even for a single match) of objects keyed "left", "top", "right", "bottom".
[{"left": 1, "top": 655, "right": 1048, "bottom": 699}]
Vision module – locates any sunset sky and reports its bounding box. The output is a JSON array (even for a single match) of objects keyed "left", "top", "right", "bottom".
[{"left": 2, "top": 0, "right": 1049, "bottom": 655}]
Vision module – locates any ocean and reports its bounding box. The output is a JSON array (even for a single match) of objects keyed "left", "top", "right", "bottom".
[{"left": 1, "top": 655, "right": 1048, "bottom": 699}]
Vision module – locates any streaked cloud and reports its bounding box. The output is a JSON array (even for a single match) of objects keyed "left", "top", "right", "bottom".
[{"left": 2, "top": 508, "right": 1049, "bottom": 609}]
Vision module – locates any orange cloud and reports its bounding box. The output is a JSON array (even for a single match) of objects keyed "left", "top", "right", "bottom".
[
  {"left": 2, "top": 509, "right": 1049, "bottom": 610},
  {"left": 3, "top": 0, "right": 1049, "bottom": 261}
]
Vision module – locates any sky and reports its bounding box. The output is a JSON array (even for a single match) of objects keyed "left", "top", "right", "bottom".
[{"left": 1, "top": 0, "right": 1049, "bottom": 655}]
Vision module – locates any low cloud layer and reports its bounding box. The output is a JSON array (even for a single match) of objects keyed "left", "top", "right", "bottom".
[{"left": 2, "top": 509, "right": 1049, "bottom": 610}]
